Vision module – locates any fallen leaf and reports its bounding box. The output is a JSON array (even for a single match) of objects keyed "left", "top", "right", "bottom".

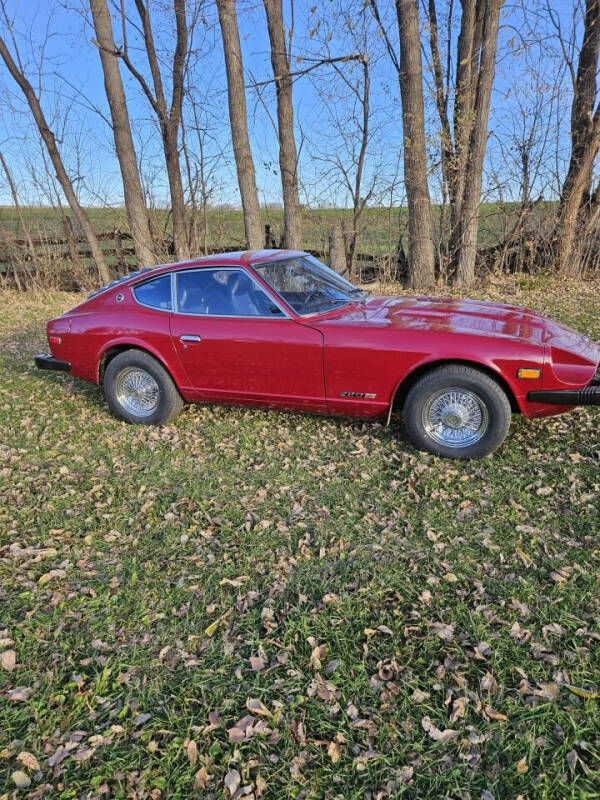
[
  {"left": 480, "top": 672, "right": 498, "bottom": 693},
  {"left": 250, "top": 655, "right": 266, "bottom": 672},
  {"left": 473, "top": 641, "right": 492, "bottom": 660},
  {"left": 309, "top": 643, "right": 327, "bottom": 670},
  {"left": 37, "top": 569, "right": 66, "bottom": 585},
  {"left": 206, "top": 710, "right": 222, "bottom": 731},
  {"left": 397, "top": 765, "right": 414, "bottom": 783},
  {"left": 228, "top": 725, "right": 247, "bottom": 742},
  {"left": 484, "top": 705, "right": 508, "bottom": 721},
  {"left": 204, "top": 618, "right": 221, "bottom": 636},
  {"left": 421, "top": 716, "right": 459, "bottom": 744},
  {"left": 219, "top": 575, "right": 249, "bottom": 587},
  {"left": 565, "top": 684, "right": 600, "bottom": 699},
  {"left": 72, "top": 747, "right": 94, "bottom": 761},
  {"left": 449, "top": 696, "right": 469, "bottom": 723},
  {"left": 6, "top": 686, "right": 33, "bottom": 701},
  {"left": 1, "top": 650, "right": 16, "bottom": 671},
  {"left": 533, "top": 682, "right": 560, "bottom": 701},
  {"left": 516, "top": 547, "right": 533, "bottom": 566},
  {"left": 246, "top": 697, "right": 271, "bottom": 717},
  {"left": 431, "top": 622, "right": 455, "bottom": 642},
  {"left": 195, "top": 766, "right": 210, "bottom": 789},
  {"left": 377, "top": 625, "right": 393, "bottom": 635},
  {"left": 224, "top": 768, "right": 241, "bottom": 797},
  {"left": 566, "top": 750, "right": 579, "bottom": 774},
  {"left": 194, "top": 767, "right": 210, "bottom": 789},
  {"left": 16, "top": 751, "right": 40, "bottom": 771},
  {"left": 186, "top": 739, "right": 198, "bottom": 765},
  {"left": 516, "top": 757, "right": 528, "bottom": 773},
  {"left": 11, "top": 770, "right": 31, "bottom": 789},
  {"left": 327, "top": 740, "right": 341, "bottom": 763}
]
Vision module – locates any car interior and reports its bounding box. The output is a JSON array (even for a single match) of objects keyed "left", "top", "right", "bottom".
[{"left": 176, "top": 269, "right": 283, "bottom": 317}]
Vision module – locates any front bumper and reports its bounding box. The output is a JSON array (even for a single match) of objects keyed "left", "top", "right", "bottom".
[
  {"left": 34, "top": 354, "right": 71, "bottom": 372},
  {"left": 528, "top": 378, "right": 600, "bottom": 406}
]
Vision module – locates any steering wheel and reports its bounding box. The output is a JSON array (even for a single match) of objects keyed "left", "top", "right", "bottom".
[{"left": 300, "top": 285, "right": 324, "bottom": 313}]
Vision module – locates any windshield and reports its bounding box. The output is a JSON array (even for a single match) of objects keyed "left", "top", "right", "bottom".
[{"left": 254, "top": 255, "right": 365, "bottom": 316}]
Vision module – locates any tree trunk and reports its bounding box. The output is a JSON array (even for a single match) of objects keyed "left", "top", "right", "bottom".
[
  {"left": 450, "top": 0, "right": 479, "bottom": 232},
  {"left": 395, "top": 0, "right": 435, "bottom": 288},
  {"left": 0, "top": 35, "right": 111, "bottom": 284},
  {"left": 554, "top": 0, "right": 600, "bottom": 276},
  {"left": 455, "top": 0, "right": 501, "bottom": 288},
  {"left": 329, "top": 219, "right": 348, "bottom": 277},
  {"left": 90, "top": 0, "right": 156, "bottom": 268},
  {"left": 555, "top": 131, "right": 600, "bottom": 275},
  {"left": 348, "top": 55, "right": 370, "bottom": 280},
  {"left": 217, "top": 0, "right": 263, "bottom": 250},
  {"left": 164, "top": 121, "right": 189, "bottom": 260},
  {"left": 263, "top": 0, "right": 302, "bottom": 250},
  {"left": 119, "top": 0, "right": 190, "bottom": 260}
]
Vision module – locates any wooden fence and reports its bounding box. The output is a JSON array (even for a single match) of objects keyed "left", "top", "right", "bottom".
[{"left": 0, "top": 221, "right": 384, "bottom": 289}]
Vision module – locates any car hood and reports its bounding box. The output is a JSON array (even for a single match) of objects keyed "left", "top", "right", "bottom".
[{"left": 322, "top": 294, "right": 600, "bottom": 359}]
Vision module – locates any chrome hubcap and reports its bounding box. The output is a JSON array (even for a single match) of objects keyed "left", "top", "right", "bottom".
[
  {"left": 422, "top": 387, "right": 489, "bottom": 448},
  {"left": 115, "top": 367, "right": 160, "bottom": 416}
]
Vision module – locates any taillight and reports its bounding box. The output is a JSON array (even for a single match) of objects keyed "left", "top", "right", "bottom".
[{"left": 49, "top": 335, "right": 62, "bottom": 345}]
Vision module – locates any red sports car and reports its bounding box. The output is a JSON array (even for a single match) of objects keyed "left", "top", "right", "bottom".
[{"left": 35, "top": 249, "right": 600, "bottom": 459}]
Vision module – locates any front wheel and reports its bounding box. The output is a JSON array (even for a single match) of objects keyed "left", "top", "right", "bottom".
[
  {"left": 103, "top": 350, "right": 184, "bottom": 425},
  {"left": 402, "top": 365, "right": 511, "bottom": 459}
]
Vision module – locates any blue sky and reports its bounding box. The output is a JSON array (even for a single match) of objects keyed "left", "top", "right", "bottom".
[{"left": 0, "top": 0, "right": 581, "bottom": 208}]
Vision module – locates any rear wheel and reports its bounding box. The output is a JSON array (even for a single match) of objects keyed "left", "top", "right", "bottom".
[
  {"left": 402, "top": 365, "right": 511, "bottom": 459},
  {"left": 103, "top": 350, "right": 183, "bottom": 425}
]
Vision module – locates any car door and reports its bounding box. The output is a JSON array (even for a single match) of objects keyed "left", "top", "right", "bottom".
[{"left": 169, "top": 266, "right": 326, "bottom": 411}]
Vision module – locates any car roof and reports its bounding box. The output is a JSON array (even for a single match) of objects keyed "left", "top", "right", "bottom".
[{"left": 87, "top": 249, "right": 305, "bottom": 299}]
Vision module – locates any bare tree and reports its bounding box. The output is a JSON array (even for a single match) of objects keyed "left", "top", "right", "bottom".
[
  {"left": 453, "top": 1, "right": 501, "bottom": 286},
  {"left": 551, "top": 0, "right": 600, "bottom": 276},
  {"left": 0, "top": 148, "right": 37, "bottom": 287},
  {"left": 217, "top": 0, "right": 262, "bottom": 249},
  {"left": 89, "top": 0, "right": 156, "bottom": 267},
  {"left": 426, "top": 0, "right": 502, "bottom": 287},
  {"left": 0, "top": 27, "right": 110, "bottom": 283},
  {"left": 263, "top": 0, "right": 302, "bottom": 249},
  {"left": 395, "top": 0, "right": 435, "bottom": 288},
  {"left": 307, "top": 52, "right": 374, "bottom": 277},
  {"left": 116, "top": 0, "right": 191, "bottom": 260}
]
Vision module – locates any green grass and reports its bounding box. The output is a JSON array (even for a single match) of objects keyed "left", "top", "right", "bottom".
[{"left": 1, "top": 279, "right": 599, "bottom": 798}]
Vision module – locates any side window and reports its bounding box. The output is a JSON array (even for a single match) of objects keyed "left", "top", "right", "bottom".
[
  {"left": 176, "top": 269, "right": 283, "bottom": 317},
  {"left": 133, "top": 275, "right": 172, "bottom": 310}
]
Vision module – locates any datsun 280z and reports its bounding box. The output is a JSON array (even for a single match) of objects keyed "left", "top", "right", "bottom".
[{"left": 35, "top": 249, "right": 600, "bottom": 459}]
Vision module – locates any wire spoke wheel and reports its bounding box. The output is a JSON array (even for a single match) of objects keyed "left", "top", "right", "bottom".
[
  {"left": 115, "top": 366, "right": 160, "bottom": 417},
  {"left": 422, "top": 387, "right": 489, "bottom": 448}
]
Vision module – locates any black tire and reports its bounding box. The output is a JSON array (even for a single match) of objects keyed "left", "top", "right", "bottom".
[
  {"left": 402, "top": 365, "right": 511, "bottom": 459},
  {"left": 103, "top": 350, "right": 184, "bottom": 425}
]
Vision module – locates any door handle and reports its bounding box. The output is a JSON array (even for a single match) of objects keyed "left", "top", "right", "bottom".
[{"left": 179, "top": 335, "right": 202, "bottom": 343}]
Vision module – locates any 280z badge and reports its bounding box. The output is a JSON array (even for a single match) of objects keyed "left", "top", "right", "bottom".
[{"left": 340, "top": 391, "right": 377, "bottom": 398}]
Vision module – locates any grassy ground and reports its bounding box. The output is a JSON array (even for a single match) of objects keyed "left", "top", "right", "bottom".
[{"left": 1, "top": 277, "right": 599, "bottom": 799}]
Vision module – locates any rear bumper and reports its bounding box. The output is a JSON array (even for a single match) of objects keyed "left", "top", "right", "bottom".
[
  {"left": 528, "top": 379, "right": 600, "bottom": 407},
  {"left": 34, "top": 354, "right": 71, "bottom": 372}
]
